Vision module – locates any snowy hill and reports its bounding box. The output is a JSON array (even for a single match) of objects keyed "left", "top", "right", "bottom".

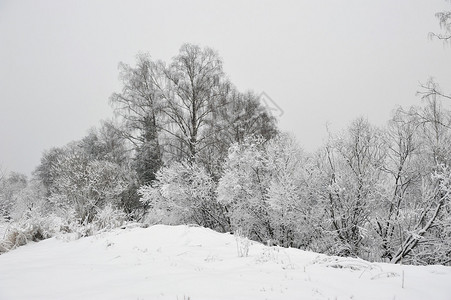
[{"left": 0, "top": 225, "right": 450, "bottom": 300}]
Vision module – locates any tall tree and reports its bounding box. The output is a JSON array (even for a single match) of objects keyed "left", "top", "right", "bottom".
[
  {"left": 370, "top": 108, "right": 421, "bottom": 261},
  {"left": 387, "top": 98, "right": 451, "bottom": 264},
  {"left": 110, "top": 54, "right": 163, "bottom": 184},
  {"left": 162, "top": 44, "right": 229, "bottom": 160}
]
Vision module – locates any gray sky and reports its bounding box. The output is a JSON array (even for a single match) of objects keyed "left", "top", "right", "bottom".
[{"left": 1, "top": 0, "right": 450, "bottom": 175}]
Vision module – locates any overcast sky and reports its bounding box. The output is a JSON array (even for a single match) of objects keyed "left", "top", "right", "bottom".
[{"left": 1, "top": 0, "right": 450, "bottom": 175}]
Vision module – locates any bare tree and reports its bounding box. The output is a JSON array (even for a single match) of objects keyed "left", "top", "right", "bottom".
[
  {"left": 162, "top": 44, "right": 229, "bottom": 159},
  {"left": 372, "top": 108, "right": 420, "bottom": 261},
  {"left": 419, "top": 3, "right": 451, "bottom": 112},
  {"left": 381, "top": 99, "right": 451, "bottom": 264}
]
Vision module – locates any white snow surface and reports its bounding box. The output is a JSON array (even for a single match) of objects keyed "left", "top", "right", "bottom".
[{"left": 0, "top": 224, "right": 450, "bottom": 300}]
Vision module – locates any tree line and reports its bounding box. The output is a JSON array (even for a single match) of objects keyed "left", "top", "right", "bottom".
[{"left": 1, "top": 5, "right": 450, "bottom": 264}]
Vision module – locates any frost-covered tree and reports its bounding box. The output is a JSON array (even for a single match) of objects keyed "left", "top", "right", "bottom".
[
  {"left": 78, "top": 121, "right": 130, "bottom": 166},
  {"left": 367, "top": 108, "right": 421, "bottom": 261},
  {"left": 353, "top": 97, "right": 451, "bottom": 264},
  {"left": 10, "top": 179, "right": 47, "bottom": 220},
  {"left": 217, "top": 137, "right": 274, "bottom": 242},
  {"left": 384, "top": 98, "right": 451, "bottom": 264},
  {"left": 217, "top": 134, "right": 324, "bottom": 247},
  {"left": 33, "top": 147, "right": 66, "bottom": 196},
  {"left": 202, "top": 90, "right": 278, "bottom": 177},
  {"left": 110, "top": 54, "right": 163, "bottom": 184},
  {"left": 265, "top": 134, "right": 324, "bottom": 248},
  {"left": 0, "top": 172, "right": 28, "bottom": 221},
  {"left": 388, "top": 164, "right": 451, "bottom": 265},
  {"left": 322, "top": 118, "right": 387, "bottom": 256},
  {"left": 48, "top": 148, "right": 129, "bottom": 224},
  {"left": 34, "top": 122, "right": 141, "bottom": 220},
  {"left": 78, "top": 123, "right": 142, "bottom": 216}
]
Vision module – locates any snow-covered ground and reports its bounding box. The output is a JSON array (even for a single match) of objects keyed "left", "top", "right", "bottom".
[{"left": 0, "top": 225, "right": 450, "bottom": 300}]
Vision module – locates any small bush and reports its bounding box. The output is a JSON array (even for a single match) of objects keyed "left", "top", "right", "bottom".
[
  {"left": 0, "top": 213, "right": 57, "bottom": 254},
  {"left": 55, "top": 204, "right": 127, "bottom": 238},
  {"left": 0, "top": 203, "right": 130, "bottom": 254},
  {"left": 92, "top": 204, "right": 127, "bottom": 232}
]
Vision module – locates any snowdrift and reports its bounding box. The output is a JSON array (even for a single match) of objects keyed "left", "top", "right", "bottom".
[{"left": 0, "top": 224, "right": 450, "bottom": 300}]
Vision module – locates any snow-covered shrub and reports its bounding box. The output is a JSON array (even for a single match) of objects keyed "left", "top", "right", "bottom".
[
  {"left": 47, "top": 203, "right": 127, "bottom": 238},
  {"left": 92, "top": 204, "right": 127, "bottom": 232},
  {"left": 0, "top": 210, "right": 59, "bottom": 254},
  {"left": 0, "top": 178, "right": 65, "bottom": 254},
  {"left": 139, "top": 160, "right": 228, "bottom": 231},
  {"left": 0, "top": 202, "right": 130, "bottom": 252}
]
